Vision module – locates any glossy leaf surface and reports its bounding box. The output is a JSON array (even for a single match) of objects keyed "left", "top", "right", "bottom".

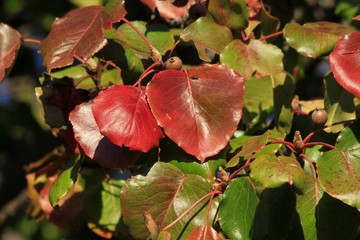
[
  {"left": 0, "top": 23, "right": 21, "bottom": 83},
  {"left": 49, "top": 155, "right": 82, "bottom": 207},
  {"left": 218, "top": 177, "right": 258, "bottom": 240},
  {"left": 283, "top": 22, "right": 354, "bottom": 58},
  {"left": 220, "top": 39, "right": 284, "bottom": 80},
  {"left": 146, "top": 64, "right": 245, "bottom": 161},
  {"left": 92, "top": 85, "right": 164, "bottom": 152},
  {"left": 69, "top": 101, "right": 138, "bottom": 170},
  {"left": 180, "top": 17, "right": 233, "bottom": 62},
  {"left": 120, "top": 162, "right": 218, "bottom": 239},
  {"left": 329, "top": 32, "right": 360, "bottom": 99},
  {"left": 208, "top": 0, "right": 249, "bottom": 30},
  {"left": 41, "top": 6, "right": 108, "bottom": 71},
  {"left": 317, "top": 148, "right": 360, "bottom": 209},
  {"left": 250, "top": 155, "right": 305, "bottom": 193}
]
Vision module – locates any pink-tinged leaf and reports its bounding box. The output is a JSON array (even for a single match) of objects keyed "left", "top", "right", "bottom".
[
  {"left": 329, "top": 32, "right": 360, "bottom": 99},
  {"left": 41, "top": 6, "right": 108, "bottom": 72},
  {"left": 185, "top": 225, "right": 221, "bottom": 240},
  {"left": 69, "top": 101, "right": 139, "bottom": 170},
  {"left": 92, "top": 85, "right": 164, "bottom": 152},
  {"left": 103, "top": 0, "right": 127, "bottom": 28},
  {"left": 140, "top": 0, "right": 195, "bottom": 19},
  {"left": 0, "top": 23, "right": 21, "bottom": 83},
  {"left": 353, "top": 15, "right": 360, "bottom": 21},
  {"left": 146, "top": 64, "right": 245, "bottom": 162},
  {"left": 283, "top": 22, "right": 354, "bottom": 58},
  {"left": 220, "top": 39, "right": 284, "bottom": 80}
]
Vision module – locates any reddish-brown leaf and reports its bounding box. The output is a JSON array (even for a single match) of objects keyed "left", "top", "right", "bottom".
[
  {"left": 353, "top": 15, "right": 360, "bottom": 21},
  {"left": 185, "top": 225, "right": 221, "bottom": 240},
  {"left": 140, "top": 0, "right": 195, "bottom": 19},
  {"left": 92, "top": 85, "right": 164, "bottom": 152},
  {"left": 41, "top": 6, "right": 108, "bottom": 72},
  {"left": 103, "top": 0, "right": 127, "bottom": 28},
  {"left": 0, "top": 23, "right": 21, "bottom": 83},
  {"left": 146, "top": 64, "right": 245, "bottom": 161},
  {"left": 69, "top": 101, "right": 139, "bottom": 170},
  {"left": 329, "top": 32, "right": 360, "bottom": 99}
]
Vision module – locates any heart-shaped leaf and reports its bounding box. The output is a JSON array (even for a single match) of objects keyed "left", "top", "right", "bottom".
[
  {"left": 329, "top": 32, "right": 360, "bottom": 99},
  {"left": 69, "top": 101, "right": 139, "bottom": 170},
  {"left": 220, "top": 39, "right": 284, "bottom": 80},
  {"left": 250, "top": 155, "right": 305, "bottom": 193},
  {"left": 146, "top": 64, "right": 245, "bottom": 161},
  {"left": 208, "top": 0, "right": 249, "bottom": 31},
  {"left": 283, "top": 22, "right": 354, "bottom": 58},
  {"left": 317, "top": 148, "right": 360, "bottom": 210},
  {"left": 180, "top": 17, "right": 233, "bottom": 62},
  {"left": 0, "top": 23, "right": 21, "bottom": 83},
  {"left": 41, "top": 6, "right": 108, "bottom": 71},
  {"left": 120, "top": 162, "right": 218, "bottom": 239},
  {"left": 218, "top": 177, "right": 259, "bottom": 240},
  {"left": 185, "top": 225, "right": 221, "bottom": 240},
  {"left": 92, "top": 85, "right": 164, "bottom": 152}
]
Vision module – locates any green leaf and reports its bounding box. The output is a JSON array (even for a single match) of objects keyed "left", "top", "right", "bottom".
[
  {"left": 48, "top": 64, "right": 94, "bottom": 89},
  {"left": 180, "top": 17, "right": 233, "bottom": 62},
  {"left": 336, "top": 120, "right": 360, "bottom": 149},
  {"left": 82, "top": 168, "right": 126, "bottom": 238},
  {"left": 218, "top": 177, "right": 259, "bottom": 240},
  {"left": 120, "top": 162, "right": 218, "bottom": 239},
  {"left": 324, "top": 73, "right": 355, "bottom": 133},
  {"left": 49, "top": 155, "right": 83, "bottom": 207},
  {"left": 250, "top": 155, "right": 305, "bottom": 193},
  {"left": 273, "top": 72, "right": 295, "bottom": 134},
  {"left": 116, "top": 21, "right": 174, "bottom": 58},
  {"left": 169, "top": 159, "right": 226, "bottom": 182},
  {"left": 296, "top": 177, "right": 323, "bottom": 240},
  {"left": 220, "top": 39, "right": 284, "bottom": 80},
  {"left": 317, "top": 148, "right": 360, "bottom": 210},
  {"left": 208, "top": 0, "right": 249, "bottom": 31},
  {"left": 317, "top": 193, "right": 360, "bottom": 240},
  {"left": 283, "top": 22, "right": 354, "bottom": 58}
]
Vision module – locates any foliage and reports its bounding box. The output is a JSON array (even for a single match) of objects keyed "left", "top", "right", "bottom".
[{"left": 1, "top": 0, "right": 360, "bottom": 239}]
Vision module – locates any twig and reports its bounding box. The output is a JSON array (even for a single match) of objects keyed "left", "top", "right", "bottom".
[
  {"left": 258, "top": 31, "right": 283, "bottom": 41},
  {"left": 0, "top": 189, "right": 29, "bottom": 230}
]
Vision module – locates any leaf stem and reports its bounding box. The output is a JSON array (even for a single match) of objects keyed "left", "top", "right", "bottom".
[
  {"left": 300, "top": 153, "right": 319, "bottom": 203},
  {"left": 258, "top": 31, "right": 283, "bottom": 41},
  {"left": 303, "top": 142, "right": 336, "bottom": 150},
  {"left": 133, "top": 61, "right": 162, "bottom": 87},
  {"left": 22, "top": 38, "right": 41, "bottom": 45},
  {"left": 228, "top": 153, "right": 254, "bottom": 181},
  {"left": 161, "top": 190, "right": 221, "bottom": 231}
]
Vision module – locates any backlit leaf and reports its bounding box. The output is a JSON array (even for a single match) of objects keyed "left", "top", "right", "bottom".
[
  {"left": 329, "top": 32, "right": 360, "bottom": 99},
  {"left": 146, "top": 64, "right": 245, "bottom": 161},
  {"left": 185, "top": 225, "right": 221, "bottom": 240},
  {"left": 283, "top": 22, "right": 354, "bottom": 58},
  {"left": 92, "top": 85, "right": 164, "bottom": 152},
  {"left": 218, "top": 177, "right": 258, "bottom": 240},
  {"left": 250, "top": 155, "right": 305, "bottom": 193},
  {"left": 0, "top": 23, "right": 21, "bottom": 83},
  {"left": 220, "top": 39, "right": 284, "bottom": 80},
  {"left": 317, "top": 148, "right": 360, "bottom": 210},
  {"left": 41, "top": 6, "right": 108, "bottom": 71},
  {"left": 69, "top": 101, "right": 139, "bottom": 170},
  {"left": 180, "top": 17, "right": 233, "bottom": 62},
  {"left": 208, "top": 0, "right": 249, "bottom": 31},
  {"left": 120, "top": 162, "right": 218, "bottom": 239}
]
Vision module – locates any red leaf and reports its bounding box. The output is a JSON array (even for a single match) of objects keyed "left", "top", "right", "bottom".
[
  {"left": 140, "top": 0, "right": 195, "bottom": 19},
  {"left": 103, "top": 0, "right": 127, "bottom": 29},
  {"left": 92, "top": 85, "right": 164, "bottom": 152},
  {"left": 40, "top": 6, "right": 108, "bottom": 71},
  {"left": 69, "top": 101, "right": 139, "bottom": 170},
  {"left": 146, "top": 64, "right": 245, "bottom": 161},
  {"left": 329, "top": 32, "right": 360, "bottom": 98},
  {"left": 185, "top": 225, "right": 221, "bottom": 240},
  {"left": 0, "top": 23, "right": 21, "bottom": 83}
]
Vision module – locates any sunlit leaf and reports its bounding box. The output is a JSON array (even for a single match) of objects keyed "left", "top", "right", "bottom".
[
  {"left": 336, "top": 120, "right": 360, "bottom": 149},
  {"left": 41, "top": 6, "right": 108, "bottom": 71},
  {"left": 283, "top": 22, "right": 354, "bottom": 58},
  {"left": 139, "top": 0, "right": 195, "bottom": 19},
  {"left": 218, "top": 177, "right": 258, "bottom": 240},
  {"left": 103, "top": 0, "right": 126, "bottom": 28},
  {"left": 250, "top": 155, "right": 305, "bottom": 193},
  {"left": 146, "top": 64, "right": 245, "bottom": 161},
  {"left": 120, "top": 162, "right": 218, "bottom": 239},
  {"left": 185, "top": 225, "right": 221, "bottom": 240},
  {"left": 92, "top": 85, "right": 164, "bottom": 152},
  {"left": 0, "top": 23, "right": 21, "bottom": 83},
  {"left": 329, "top": 32, "right": 360, "bottom": 99},
  {"left": 220, "top": 39, "right": 283, "bottom": 80},
  {"left": 180, "top": 17, "right": 233, "bottom": 62},
  {"left": 208, "top": 0, "right": 249, "bottom": 30},
  {"left": 317, "top": 148, "right": 360, "bottom": 210}
]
